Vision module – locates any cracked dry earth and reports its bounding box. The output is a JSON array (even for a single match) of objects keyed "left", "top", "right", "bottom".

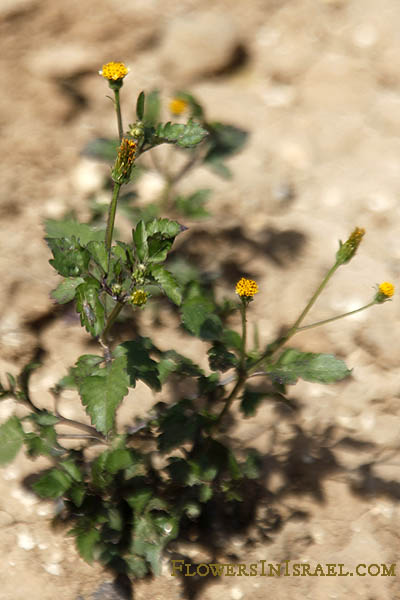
[{"left": 1, "top": 1, "right": 400, "bottom": 599}]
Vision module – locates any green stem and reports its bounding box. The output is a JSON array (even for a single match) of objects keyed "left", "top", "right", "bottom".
[
  {"left": 105, "top": 182, "right": 121, "bottom": 270},
  {"left": 114, "top": 88, "right": 123, "bottom": 142},
  {"left": 252, "top": 261, "right": 341, "bottom": 368},
  {"left": 296, "top": 301, "right": 377, "bottom": 332},
  {"left": 101, "top": 302, "right": 124, "bottom": 346},
  {"left": 211, "top": 299, "right": 248, "bottom": 432}
]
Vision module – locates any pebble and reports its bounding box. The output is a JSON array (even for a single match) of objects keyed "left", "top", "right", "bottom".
[
  {"left": 17, "top": 531, "right": 35, "bottom": 551},
  {"left": 231, "top": 586, "right": 244, "bottom": 600},
  {"left": 43, "top": 562, "right": 62, "bottom": 576}
]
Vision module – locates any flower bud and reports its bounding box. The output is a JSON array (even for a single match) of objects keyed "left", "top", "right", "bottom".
[
  {"left": 336, "top": 227, "right": 365, "bottom": 265},
  {"left": 112, "top": 138, "right": 137, "bottom": 184},
  {"left": 129, "top": 290, "right": 148, "bottom": 307},
  {"left": 375, "top": 281, "right": 395, "bottom": 303}
]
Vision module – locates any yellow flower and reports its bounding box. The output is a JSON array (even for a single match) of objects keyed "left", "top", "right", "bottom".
[
  {"left": 130, "top": 290, "right": 148, "bottom": 306},
  {"left": 336, "top": 227, "right": 365, "bottom": 265},
  {"left": 99, "top": 62, "right": 129, "bottom": 81},
  {"left": 378, "top": 282, "right": 394, "bottom": 298},
  {"left": 235, "top": 278, "right": 259, "bottom": 297},
  {"left": 112, "top": 138, "right": 137, "bottom": 183},
  {"left": 169, "top": 98, "right": 188, "bottom": 116}
]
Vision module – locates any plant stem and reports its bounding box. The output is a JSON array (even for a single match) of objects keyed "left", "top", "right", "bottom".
[
  {"left": 105, "top": 181, "right": 121, "bottom": 270},
  {"left": 101, "top": 301, "right": 124, "bottom": 347},
  {"left": 212, "top": 299, "right": 248, "bottom": 432},
  {"left": 295, "top": 301, "right": 376, "bottom": 332},
  {"left": 253, "top": 261, "right": 341, "bottom": 367},
  {"left": 114, "top": 88, "right": 123, "bottom": 142}
]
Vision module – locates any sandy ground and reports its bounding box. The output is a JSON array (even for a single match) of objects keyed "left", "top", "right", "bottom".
[{"left": 1, "top": 0, "right": 400, "bottom": 599}]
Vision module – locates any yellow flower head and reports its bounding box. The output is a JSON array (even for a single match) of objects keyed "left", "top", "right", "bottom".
[
  {"left": 378, "top": 281, "right": 394, "bottom": 298},
  {"left": 169, "top": 98, "right": 188, "bottom": 116},
  {"left": 235, "top": 278, "right": 259, "bottom": 298},
  {"left": 130, "top": 290, "right": 148, "bottom": 306},
  {"left": 112, "top": 138, "right": 137, "bottom": 183},
  {"left": 336, "top": 226, "right": 365, "bottom": 265},
  {"left": 99, "top": 62, "right": 129, "bottom": 81}
]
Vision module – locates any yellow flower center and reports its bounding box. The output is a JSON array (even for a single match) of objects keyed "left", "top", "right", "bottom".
[
  {"left": 100, "top": 62, "right": 129, "bottom": 81},
  {"left": 379, "top": 282, "right": 394, "bottom": 298},
  {"left": 169, "top": 98, "right": 188, "bottom": 116},
  {"left": 235, "top": 278, "right": 259, "bottom": 297}
]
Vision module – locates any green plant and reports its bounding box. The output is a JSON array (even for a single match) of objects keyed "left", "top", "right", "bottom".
[{"left": 0, "top": 62, "right": 394, "bottom": 582}]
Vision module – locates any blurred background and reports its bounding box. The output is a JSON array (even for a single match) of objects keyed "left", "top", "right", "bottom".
[{"left": 0, "top": 1, "right": 400, "bottom": 599}]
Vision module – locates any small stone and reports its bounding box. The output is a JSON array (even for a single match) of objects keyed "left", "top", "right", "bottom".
[
  {"left": 43, "top": 562, "right": 62, "bottom": 576},
  {"left": 17, "top": 531, "right": 35, "bottom": 551},
  {"left": 231, "top": 587, "right": 244, "bottom": 600}
]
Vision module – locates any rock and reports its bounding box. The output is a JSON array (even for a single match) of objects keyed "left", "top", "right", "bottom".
[{"left": 160, "top": 13, "right": 240, "bottom": 82}]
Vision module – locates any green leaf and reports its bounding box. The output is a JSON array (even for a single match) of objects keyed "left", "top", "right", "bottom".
[
  {"left": 126, "top": 488, "right": 152, "bottom": 515},
  {"left": 157, "top": 399, "right": 201, "bottom": 453},
  {"left": 239, "top": 388, "right": 266, "bottom": 417},
  {"left": 267, "top": 348, "right": 352, "bottom": 385},
  {"left": 105, "top": 448, "right": 134, "bottom": 474},
  {"left": 207, "top": 341, "right": 237, "bottom": 372},
  {"left": 126, "top": 554, "right": 149, "bottom": 578},
  {"left": 155, "top": 120, "right": 208, "bottom": 148},
  {"left": 150, "top": 265, "right": 182, "bottom": 306},
  {"left": 75, "top": 279, "right": 105, "bottom": 337},
  {"left": 74, "top": 527, "right": 101, "bottom": 564},
  {"left": 242, "top": 450, "right": 262, "bottom": 479},
  {"left": 25, "top": 425, "right": 61, "bottom": 459},
  {"left": 45, "top": 219, "right": 104, "bottom": 245},
  {"left": 157, "top": 350, "right": 203, "bottom": 384},
  {"left": 143, "top": 90, "right": 161, "bottom": 127},
  {"left": 79, "top": 356, "right": 129, "bottom": 435},
  {"left": 181, "top": 296, "right": 222, "bottom": 340},
  {"left": 51, "top": 277, "right": 85, "bottom": 304},
  {"left": 198, "top": 484, "right": 213, "bottom": 503},
  {"left": 204, "top": 123, "right": 248, "bottom": 162},
  {"left": 46, "top": 237, "right": 90, "bottom": 277},
  {"left": 82, "top": 137, "right": 119, "bottom": 162},
  {"left": 68, "top": 484, "right": 85, "bottom": 507},
  {"left": 114, "top": 338, "right": 161, "bottom": 391},
  {"left": 60, "top": 458, "right": 83, "bottom": 482},
  {"left": 175, "top": 189, "right": 210, "bottom": 218},
  {"left": 133, "top": 220, "right": 148, "bottom": 262},
  {"left": 222, "top": 329, "right": 243, "bottom": 353},
  {"left": 86, "top": 241, "right": 108, "bottom": 274},
  {"left": 91, "top": 452, "right": 112, "bottom": 489},
  {"left": 136, "top": 91, "right": 145, "bottom": 121},
  {"left": 32, "top": 469, "right": 72, "bottom": 499},
  {"left": 0, "top": 416, "right": 24, "bottom": 465}
]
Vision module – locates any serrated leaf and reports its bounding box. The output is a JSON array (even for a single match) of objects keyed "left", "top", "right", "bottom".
[
  {"left": 267, "top": 348, "right": 352, "bottom": 385},
  {"left": 31, "top": 411, "right": 59, "bottom": 426},
  {"left": 136, "top": 91, "right": 145, "bottom": 120},
  {"left": 150, "top": 265, "right": 182, "bottom": 305},
  {"left": 86, "top": 241, "right": 108, "bottom": 273},
  {"left": 126, "top": 554, "right": 149, "bottom": 578},
  {"left": 157, "top": 399, "right": 200, "bottom": 453},
  {"left": 74, "top": 527, "right": 101, "bottom": 563},
  {"left": 0, "top": 416, "right": 24, "bottom": 465},
  {"left": 81, "top": 137, "right": 120, "bottom": 163},
  {"left": 221, "top": 329, "right": 243, "bottom": 353},
  {"left": 46, "top": 237, "right": 90, "bottom": 277},
  {"left": 204, "top": 123, "right": 248, "bottom": 161},
  {"left": 79, "top": 356, "right": 129, "bottom": 435},
  {"left": 156, "top": 120, "right": 207, "bottom": 148},
  {"left": 175, "top": 189, "right": 210, "bottom": 218},
  {"left": 75, "top": 279, "right": 105, "bottom": 337},
  {"left": 45, "top": 219, "right": 104, "bottom": 244},
  {"left": 60, "top": 458, "right": 83, "bottom": 482},
  {"left": 51, "top": 277, "right": 85, "bottom": 304},
  {"left": 32, "top": 469, "right": 72, "bottom": 499},
  {"left": 69, "top": 484, "right": 85, "bottom": 507},
  {"left": 114, "top": 338, "right": 161, "bottom": 391},
  {"left": 145, "top": 217, "right": 184, "bottom": 239},
  {"left": 181, "top": 296, "right": 222, "bottom": 340},
  {"left": 126, "top": 488, "right": 152, "bottom": 515},
  {"left": 105, "top": 448, "right": 134, "bottom": 473}
]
